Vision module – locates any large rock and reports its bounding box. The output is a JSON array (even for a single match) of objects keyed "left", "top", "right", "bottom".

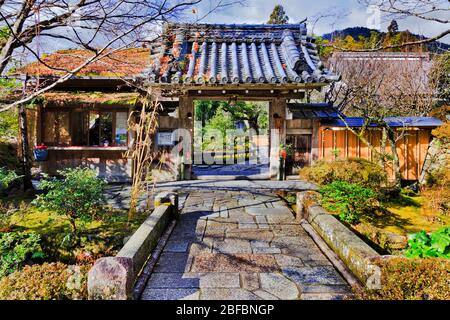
[{"left": 88, "top": 257, "right": 134, "bottom": 300}]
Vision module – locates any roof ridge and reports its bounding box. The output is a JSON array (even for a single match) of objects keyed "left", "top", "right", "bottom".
[{"left": 166, "top": 22, "right": 307, "bottom": 29}]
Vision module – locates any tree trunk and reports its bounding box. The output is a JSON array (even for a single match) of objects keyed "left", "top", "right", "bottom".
[
  {"left": 379, "top": 127, "right": 387, "bottom": 168},
  {"left": 0, "top": 0, "right": 33, "bottom": 74},
  {"left": 386, "top": 126, "right": 402, "bottom": 190},
  {"left": 69, "top": 217, "right": 77, "bottom": 234},
  {"left": 18, "top": 103, "right": 33, "bottom": 190}
]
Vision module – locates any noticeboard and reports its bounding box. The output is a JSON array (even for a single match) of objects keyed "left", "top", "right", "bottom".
[{"left": 156, "top": 131, "right": 174, "bottom": 146}]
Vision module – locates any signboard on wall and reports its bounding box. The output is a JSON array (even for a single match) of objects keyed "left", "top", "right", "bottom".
[{"left": 156, "top": 131, "right": 174, "bottom": 146}]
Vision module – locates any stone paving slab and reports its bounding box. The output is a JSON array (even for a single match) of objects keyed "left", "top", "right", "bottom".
[
  {"left": 259, "top": 273, "right": 300, "bottom": 300},
  {"left": 141, "top": 190, "right": 351, "bottom": 300},
  {"left": 191, "top": 253, "right": 281, "bottom": 273},
  {"left": 246, "top": 207, "right": 292, "bottom": 216},
  {"left": 142, "top": 288, "right": 200, "bottom": 300},
  {"left": 200, "top": 288, "right": 262, "bottom": 300}
]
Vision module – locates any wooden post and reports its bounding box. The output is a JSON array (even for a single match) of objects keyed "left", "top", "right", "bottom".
[
  {"left": 178, "top": 95, "right": 193, "bottom": 179},
  {"left": 18, "top": 77, "right": 33, "bottom": 190},
  {"left": 269, "top": 97, "right": 286, "bottom": 179},
  {"left": 311, "top": 120, "right": 320, "bottom": 164}
]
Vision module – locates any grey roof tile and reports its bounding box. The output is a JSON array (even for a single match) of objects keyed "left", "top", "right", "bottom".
[{"left": 147, "top": 23, "right": 338, "bottom": 85}]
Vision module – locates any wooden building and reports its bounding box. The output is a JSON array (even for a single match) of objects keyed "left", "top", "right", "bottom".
[{"left": 15, "top": 23, "right": 442, "bottom": 182}]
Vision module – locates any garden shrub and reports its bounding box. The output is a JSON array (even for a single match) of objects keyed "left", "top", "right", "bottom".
[
  {"left": 355, "top": 257, "right": 450, "bottom": 300},
  {"left": 0, "top": 231, "right": 43, "bottom": 278},
  {"left": 405, "top": 226, "right": 450, "bottom": 259},
  {"left": 0, "top": 167, "right": 20, "bottom": 192},
  {"left": 33, "top": 167, "right": 106, "bottom": 234},
  {"left": 431, "top": 121, "right": 450, "bottom": 143},
  {"left": 0, "top": 109, "right": 18, "bottom": 143},
  {"left": 0, "top": 262, "right": 89, "bottom": 300},
  {"left": 423, "top": 166, "right": 450, "bottom": 215},
  {"left": 0, "top": 142, "right": 19, "bottom": 170},
  {"left": 319, "top": 181, "right": 379, "bottom": 224},
  {"left": 299, "top": 158, "right": 387, "bottom": 190}
]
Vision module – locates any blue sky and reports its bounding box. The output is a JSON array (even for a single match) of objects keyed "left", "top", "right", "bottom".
[
  {"left": 195, "top": 0, "right": 449, "bottom": 43},
  {"left": 18, "top": 0, "right": 449, "bottom": 61}
]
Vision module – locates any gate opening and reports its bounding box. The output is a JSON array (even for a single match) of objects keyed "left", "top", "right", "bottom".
[{"left": 192, "top": 100, "right": 270, "bottom": 178}]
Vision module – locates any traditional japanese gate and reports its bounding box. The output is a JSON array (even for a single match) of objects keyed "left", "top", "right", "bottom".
[{"left": 146, "top": 22, "right": 339, "bottom": 179}]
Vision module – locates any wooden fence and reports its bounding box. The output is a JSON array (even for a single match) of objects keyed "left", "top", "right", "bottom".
[{"left": 318, "top": 127, "right": 432, "bottom": 181}]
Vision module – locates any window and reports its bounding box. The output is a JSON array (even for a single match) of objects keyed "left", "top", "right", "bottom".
[
  {"left": 41, "top": 109, "right": 128, "bottom": 147},
  {"left": 115, "top": 112, "right": 128, "bottom": 146},
  {"left": 42, "top": 111, "right": 70, "bottom": 146}
]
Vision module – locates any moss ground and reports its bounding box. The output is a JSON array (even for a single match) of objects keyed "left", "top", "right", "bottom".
[
  {"left": 381, "top": 194, "right": 450, "bottom": 235},
  {"left": 2, "top": 193, "right": 147, "bottom": 263}
]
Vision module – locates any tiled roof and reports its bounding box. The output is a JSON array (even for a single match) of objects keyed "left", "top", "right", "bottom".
[
  {"left": 146, "top": 23, "right": 339, "bottom": 85},
  {"left": 288, "top": 103, "right": 342, "bottom": 119},
  {"left": 15, "top": 48, "right": 151, "bottom": 77},
  {"left": 320, "top": 117, "right": 443, "bottom": 128}
]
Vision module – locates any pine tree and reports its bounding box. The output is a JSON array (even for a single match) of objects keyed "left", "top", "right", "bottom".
[
  {"left": 267, "top": 5, "right": 289, "bottom": 24},
  {"left": 387, "top": 19, "right": 399, "bottom": 34}
]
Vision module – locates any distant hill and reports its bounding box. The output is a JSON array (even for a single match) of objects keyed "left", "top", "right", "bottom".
[
  {"left": 322, "top": 27, "right": 378, "bottom": 41},
  {"left": 322, "top": 27, "right": 450, "bottom": 53}
]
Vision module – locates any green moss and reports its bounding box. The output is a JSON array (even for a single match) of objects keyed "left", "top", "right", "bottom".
[
  {"left": 4, "top": 194, "right": 147, "bottom": 263},
  {"left": 380, "top": 195, "right": 450, "bottom": 235}
]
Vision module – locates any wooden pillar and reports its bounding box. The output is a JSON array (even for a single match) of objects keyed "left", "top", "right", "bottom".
[
  {"left": 269, "top": 97, "right": 286, "bottom": 179},
  {"left": 178, "top": 95, "right": 194, "bottom": 179},
  {"left": 311, "top": 119, "right": 320, "bottom": 163}
]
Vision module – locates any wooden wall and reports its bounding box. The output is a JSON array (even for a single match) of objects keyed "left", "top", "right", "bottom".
[
  {"left": 40, "top": 149, "right": 131, "bottom": 182},
  {"left": 318, "top": 127, "right": 432, "bottom": 181}
]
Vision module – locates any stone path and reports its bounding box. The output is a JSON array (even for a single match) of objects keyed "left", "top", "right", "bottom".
[
  {"left": 140, "top": 190, "right": 351, "bottom": 300},
  {"left": 192, "top": 163, "right": 270, "bottom": 178},
  {"left": 105, "top": 179, "right": 318, "bottom": 211}
]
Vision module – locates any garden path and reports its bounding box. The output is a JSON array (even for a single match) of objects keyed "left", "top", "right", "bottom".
[{"left": 140, "top": 189, "right": 351, "bottom": 300}]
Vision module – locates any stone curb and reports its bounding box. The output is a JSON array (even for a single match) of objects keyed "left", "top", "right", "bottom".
[
  {"left": 296, "top": 191, "right": 381, "bottom": 287},
  {"left": 88, "top": 192, "right": 178, "bottom": 300}
]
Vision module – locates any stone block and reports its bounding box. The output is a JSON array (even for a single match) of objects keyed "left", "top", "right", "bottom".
[
  {"left": 282, "top": 266, "right": 346, "bottom": 286},
  {"left": 88, "top": 257, "right": 134, "bottom": 300},
  {"left": 200, "top": 288, "right": 261, "bottom": 300},
  {"left": 141, "top": 288, "right": 200, "bottom": 300},
  {"left": 259, "top": 273, "right": 299, "bottom": 300},
  {"left": 199, "top": 273, "right": 241, "bottom": 288},
  {"left": 246, "top": 207, "right": 292, "bottom": 216},
  {"left": 146, "top": 272, "right": 199, "bottom": 289},
  {"left": 241, "top": 272, "right": 260, "bottom": 291}
]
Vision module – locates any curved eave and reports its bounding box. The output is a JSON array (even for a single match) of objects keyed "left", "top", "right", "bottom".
[{"left": 144, "top": 81, "right": 329, "bottom": 90}]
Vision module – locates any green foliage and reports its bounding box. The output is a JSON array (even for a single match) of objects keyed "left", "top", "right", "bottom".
[
  {"left": 0, "top": 262, "right": 89, "bottom": 300},
  {"left": 0, "top": 109, "right": 18, "bottom": 142},
  {"left": 194, "top": 100, "right": 220, "bottom": 123},
  {"left": 355, "top": 257, "right": 450, "bottom": 300},
  {"left": 405, "top": 226, "right": 450, "bottom": 258},
  {"left": 204, "top": 106, "right": 235, "bottom": 136},
  {"left": 267, "top": 5, "right": 289, "bottom": 24},
  {"left": 315, "top": 36, "right": 333, "bottom": 58},
  {"left": 319, "top": 181, "right": 379, "bottom": 224},
  {"left": 0, "top": 167, "right": 20, "bottom": 190},
  {"left": 195, "top": 100, "right": 269, "bottom": 133},
  {"left": 195, "top": 100, "right": 269, "bottom": 152},
  {"left": 299, "top": 158, "right": 387, "bottom": 190},
  {"left": 0, "top": 231, "right": 43, "bottom": 278},
  {"left": 221, "top": 101, "right": 268, "bottom": 133},
  {"left": 33, "top": 168, "right": 106, "bottom": 234},
  {"left": 0, "top": 78, "right": 20, "bottom": 97}
]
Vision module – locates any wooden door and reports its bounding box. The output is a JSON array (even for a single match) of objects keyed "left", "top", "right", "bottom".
[{"left": 286, "top": 134, "right": 312, "bottom": 174}]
